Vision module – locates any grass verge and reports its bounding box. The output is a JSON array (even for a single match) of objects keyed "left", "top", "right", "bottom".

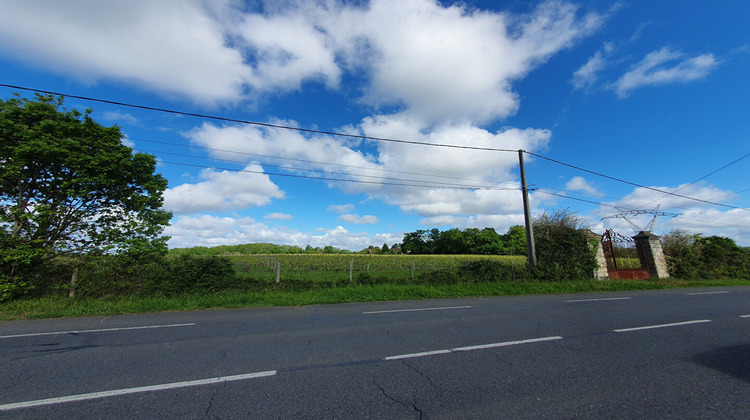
[{"left": 2, "top": 278, "right": 749, "bottom": 321}]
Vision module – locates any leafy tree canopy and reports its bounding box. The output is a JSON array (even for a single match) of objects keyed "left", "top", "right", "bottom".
[
  {"left": 401, "top": 226, "right": 526, "bottom": 255},
  {"left": 661, "top": 230, "right": 750, "bottom": 279},
  {"left": 0, "top": 94, "right": 171, "bottom": 256}
]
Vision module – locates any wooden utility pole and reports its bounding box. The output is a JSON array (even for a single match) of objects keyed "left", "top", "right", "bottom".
[{"left": 518, "top": 150, "right": 537, "bottom": 266}]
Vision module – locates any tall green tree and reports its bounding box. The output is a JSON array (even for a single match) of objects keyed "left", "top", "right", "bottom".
[
  {"left": 0, "top": 94, "right": 171, "bottom": 298},
  {"left": 500, "top": 225, "right": 527, "bottom": 255}
]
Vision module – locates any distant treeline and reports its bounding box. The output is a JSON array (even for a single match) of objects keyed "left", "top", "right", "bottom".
[
  {"left": 169, "top": 226, "right": 528, "bottom": 257},
  {"left": 401, "top": 226, "right": 527, "bottom": 255},
  {"left": 169, "top": 243, "right": 355, "bottom": 256}
]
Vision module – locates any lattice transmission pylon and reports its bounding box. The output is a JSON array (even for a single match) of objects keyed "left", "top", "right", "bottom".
[{"left": 602, "top": 205, "right": 679, "bottom": 234}]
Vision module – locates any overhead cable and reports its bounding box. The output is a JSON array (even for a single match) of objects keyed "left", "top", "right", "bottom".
[
  {"left": 1, "top": 84, "right": 518, "bottom": 152},
  {"left": 160, "top": 160, "right": 521, "bottom": 191},
  {"left": 143, "top": 149, "right": 505, "bottom": 189},
  {"left": 130, "top": 137, "right": 511, "bottom": 186},
  {"left": 524, "top": 151, "right": 747, "bottom": 211},
  {"left": 2, "top": 83, "right": 743, "bottom": 211}
]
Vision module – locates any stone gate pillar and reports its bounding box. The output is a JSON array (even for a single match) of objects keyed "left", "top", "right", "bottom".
[
  {"left": 633, "top": 231, "right": 669, "bottom": 279},
  {"left": 583, "top": 230, "right": 609, "bottom": 280}
]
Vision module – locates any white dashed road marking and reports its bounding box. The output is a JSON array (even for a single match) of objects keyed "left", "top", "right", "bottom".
[
  {"left": 0, "top": 371, "right": 277, "bottom": 412},
  {"left": 686, "top": 291, "right": 730, "bottom": 296},
  {"left": 0, "top": 323, "right": 197, "bottom": 339},
  {"left": 364, "top": 306, "right": 472, "bottom": 314},
  {"left": 384, "top": 336, "right": 563, "bottom": 361},
  {"left": 566, "top": 297, "right": 632, "bottom": 303},
  {"left": 614, "top": 319, "right": 711, "bottom": 333}
]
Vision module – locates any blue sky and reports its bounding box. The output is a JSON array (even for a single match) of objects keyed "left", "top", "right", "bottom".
[{"left": 1, "top": 0, "right": 749, "bottom": 249}]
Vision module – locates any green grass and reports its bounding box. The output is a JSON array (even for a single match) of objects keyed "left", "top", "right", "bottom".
[
  {"left": 229, "top": 254, "right": 527, "bottom": 282},
  {"left": 2, "top": 278, "right": 749, "bottom": 321}
]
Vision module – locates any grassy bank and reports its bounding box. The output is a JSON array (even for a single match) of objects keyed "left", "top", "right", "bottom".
[{"left": 2, "top": 278, "right": 749, "bottom": 321}]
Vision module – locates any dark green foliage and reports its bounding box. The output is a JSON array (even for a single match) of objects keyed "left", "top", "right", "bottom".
[
  {"left": 532, "top": 209, "right": 598, "bottom": 280},
  {"left": 416, "top": 269, "right": 461, "bottom": 285},
  {"left": 168, "top": 242, "right": 351, "bottom": 256},
  {"left": 662, "top": 230, "right": 750, "bottom": 279},
  {"left": 501, "top": 225, "right": 528, "bottom": 256},
  {"left": 460, "top": 260, "right": 529, "bottom": 282},
  {"left": 0, "top": 94, "right": 171, "bottom": 255},
  {"left": 0, "top": 94, "right": 171, "bottom": 299},
  {"left": 356, "top": 272, "right": 391, "bottom": 285},
  {"left": 401, "top": 226, "right": 526, "bottom": 255},
  {"left": 156, "top": 255, "right": 238, "bottom": 295},
  {"left": 0, "top": 235, "right": 45, "bottom": 301},
  {"left": 4, "top": 252, "right": 240, "bottom": 298}
]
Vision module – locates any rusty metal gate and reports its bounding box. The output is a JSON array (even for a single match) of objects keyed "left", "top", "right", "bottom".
[{"left": 601, "top": 229, "right": 650, "bottom": 279}]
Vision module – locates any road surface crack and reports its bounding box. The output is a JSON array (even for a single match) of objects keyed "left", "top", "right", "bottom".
[
  {"left": 402, "top": 360, "right": 457, "bottom": 393},
  {"left": 203, "top": 380, "right": 227, "bottom": 420},
  {"left": 374, "top": 380, "right": 407, "bottom": 407},
  {"left": 374, "top": 381, "right": 424, "bottom": 418},
  {"left": 412, "top": 394, "right": 424, "bottom": 419}
]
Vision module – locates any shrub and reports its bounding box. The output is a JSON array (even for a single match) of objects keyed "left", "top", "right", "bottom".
[
  {"left": 356, "top": 272, "right": 390, "bottom": 285},
  {"left": 153, "top": 255, "right": 238, "bottom": 295},
  {"left": 416, "top": 268, "right": 461, "bottom": 285},
  {"left": 459, "top": 260, "right": 529, "bottom": 282},
  {"left": 662, "top": 231, "right": 750, "bottom": 279},
  {"left": 0, "top": 236, "right": 45, "bottom": 301},
  {"left": 532, "top": 209, "right": 598, "bottom": 281}
]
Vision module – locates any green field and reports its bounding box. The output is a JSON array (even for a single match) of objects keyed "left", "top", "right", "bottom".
[
  {"left": 4, "top": 252, "right": 748, "bottom": 321},
  {"left": 227, "top": 253, "right": 527, "bottom": 283}
]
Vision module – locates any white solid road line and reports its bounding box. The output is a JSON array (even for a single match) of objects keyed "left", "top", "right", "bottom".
[
  {"left": 686, "top": 291, "right": 730, "bottom": 295},
  {"left": 614, "top": 319, "right": 711, "bottom": 333},
  {"left": 364, "top": 305, "right": 472, "bottom": 314},
  {"left": 0, "top": 323, "right": 197, "bottom": 339},
  {"left": 384, "top": 336, "right": 563, "bottom": 361},
  {"left": 740, "top": 315, "right": 750, "bottom": 318},
  {"left": 566, "top": 297, "right": 632, "bottom": 303},
  {"left": 0, "top": 370, "right": 277, "bottom": 412}
]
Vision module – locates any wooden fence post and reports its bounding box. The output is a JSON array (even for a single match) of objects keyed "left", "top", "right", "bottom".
[
  {"left": 276, "top": 261, "right": 281, "bottom": 284},
  {"left": 349, "top": 259, "right": 353, "bottom": 282},
  {"left": 69, "top": 265, "right": 80, "bottom": 298},
  {"left": 409, "top": 261, "right": 414, "bottom": 281}
]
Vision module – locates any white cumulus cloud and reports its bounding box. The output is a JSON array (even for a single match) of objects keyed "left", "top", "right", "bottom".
[
  {"left": 265, "top": 212, "right": 293, "bottom": 220},
  {"left": 165, "top": 216, "right": 401, "bottom": 250},
  {"left": 327, "top": 204, "right": 356, "bottom": 214},
  {"left": 0, "top": 0, "right": 251, "bottom": 105},
  {"left": 565, "top": 176, "right": 603, "bottom": 197},
  {"left": 339, "top": 214, "right": 380, "bottom": 224},
  {"left": 163, "top": 164, "right": 284, "bottom": 214},
  {"left": 610, "top": 47, "right": 718, "bottom": 98}
]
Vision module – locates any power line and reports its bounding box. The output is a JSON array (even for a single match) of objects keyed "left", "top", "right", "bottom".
[
  {"left": 143, "top": 149, "right": 506, "bottom": 189},
  {"left": 129, "top": 137, "right": 513, "bottom": 186},
  {"left": 533, "top": 190, "right": 620, "bottom": 209},
  {"left": 159, "top": 160, "right": 521, "bottom": 191},
  {"left": 634, "top": 150, "right": 750, "bottom": 210},
  {"left": 524, "top": 151, "right": 748, "bottom": 211},
  {"left": 1, "top": 84, "right": 518, "bottom": 153},
  {"left": 662, "top": 187, "right": 750, "bottom": 211},
  {"left": 3, "top": 83, "right": 744, "bottom": 211}
]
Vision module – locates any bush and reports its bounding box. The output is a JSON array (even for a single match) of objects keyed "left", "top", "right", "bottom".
[
  {"left": 662, "top": 231, "right": 750, "bottom": 279},
  {"left": 153, "top": 255, "right": 238, "bottom": 295},
  {"left": 459, "top": 260, "right": 529, "bottom": 282},
  {"left": 532, "top": 209, "right": 598, "bottom": 281},
  {"left": 416, "top": 268, "right": 461, "bottom": 285},
  {"left": 356, "top": 272, "right": 390, "bottom": 285},
  {"left": 0, "top": 236, "right": 45, "bottom": 301}
]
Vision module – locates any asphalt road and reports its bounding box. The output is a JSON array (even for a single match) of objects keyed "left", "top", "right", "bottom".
[{"left": 1, "top": 286, "right": 749, "bottom": 419}]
